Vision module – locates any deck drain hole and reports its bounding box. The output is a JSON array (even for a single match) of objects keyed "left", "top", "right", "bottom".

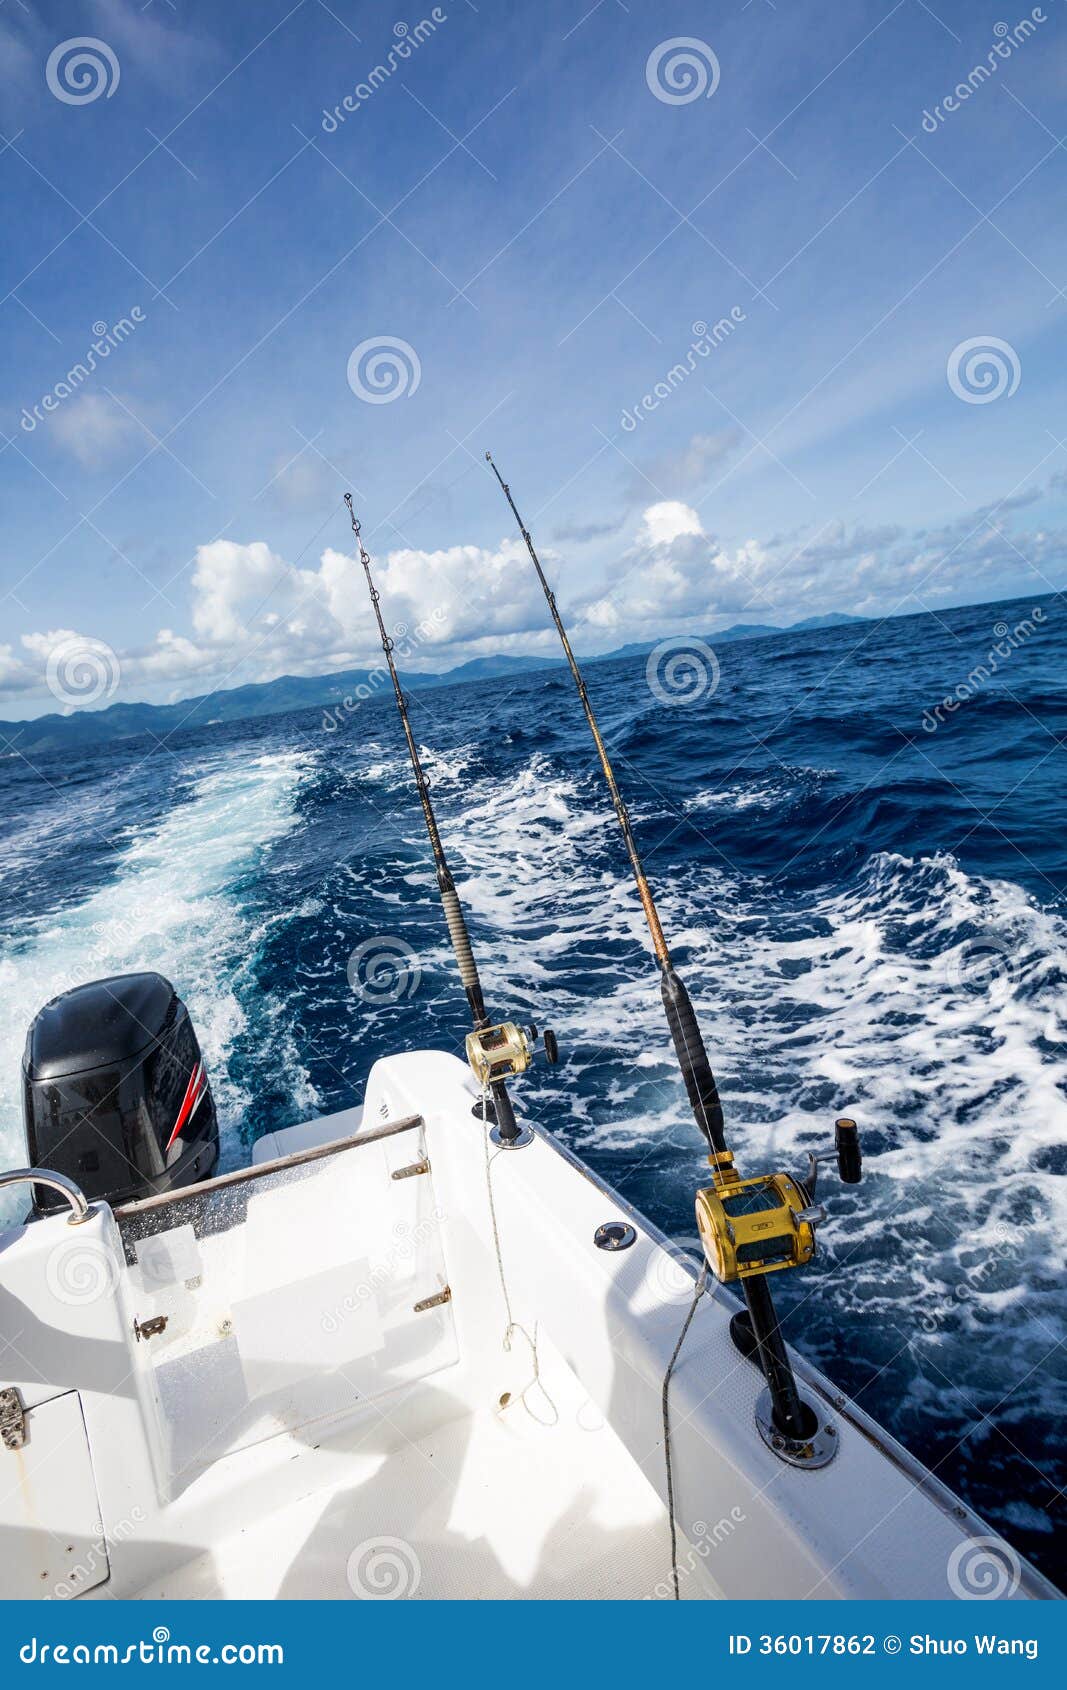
[{"left": 594, "top": 1221, "right": 636, "bottom": 1251}]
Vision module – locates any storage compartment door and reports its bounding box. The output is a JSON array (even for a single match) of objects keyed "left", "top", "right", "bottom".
[{"left": 2, "top": 1391, "right": 109, "bottom": 1600}]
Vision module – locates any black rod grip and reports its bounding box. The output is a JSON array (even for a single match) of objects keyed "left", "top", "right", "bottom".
[
  {"left": 742, "top": 1274, "right": 815, "bottom": 1442},
  {"left": 490, "top": 1079, "right": 521, "bottom": 1144},
  {"left": 834, "top": 1117, "right": 862, "bottom": 1184},
  {"left": 660, "top": 965, "right": 726, "bottom": 1154}
]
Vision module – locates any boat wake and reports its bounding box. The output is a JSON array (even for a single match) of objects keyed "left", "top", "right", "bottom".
[
  {"left": 343, "top": 737, "right": 1064, "bottom": 1556},
  {"left": 0, "top": 748, "right": 316, "bottom": 1206},
  {"left": 0, "top": 608, "right": 1062, "bottom": 1574}
]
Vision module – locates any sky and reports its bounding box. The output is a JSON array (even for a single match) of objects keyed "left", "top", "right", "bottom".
[{"left": 2, "top": 0, "right": 1067, "bottom": 719}]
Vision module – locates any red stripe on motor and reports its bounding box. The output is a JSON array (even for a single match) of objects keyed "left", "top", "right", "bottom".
[{"left": 165, "top": 1061, "right": 204, "bottom": 1152}]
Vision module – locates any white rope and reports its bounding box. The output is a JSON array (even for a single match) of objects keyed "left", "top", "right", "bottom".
[{"left": 480, "top": 1091, "right": 558, "bottom": 1426}]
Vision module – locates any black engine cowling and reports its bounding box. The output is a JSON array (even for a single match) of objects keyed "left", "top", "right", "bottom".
[{"left": 22, "top": 972, "right": 219, "bottom": 1213}]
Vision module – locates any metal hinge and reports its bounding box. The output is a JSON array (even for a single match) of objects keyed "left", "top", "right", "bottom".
[
  {"left": 0, "top": 1387, "right": 26, "bottom": 1451},
  {"left": 133, "top": 1315, "right": 168, "bottom": 1343},
  {"left": 391, "top": 1159, "right": 429, "bottom": 1180},
  {"left": 413, "top": 1286, "right": 451, "bottom": 1313}
]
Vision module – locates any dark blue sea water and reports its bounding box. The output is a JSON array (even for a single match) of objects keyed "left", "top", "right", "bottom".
[{"left": 1, "top": 591, "right": 1064, "bottom": 1584}]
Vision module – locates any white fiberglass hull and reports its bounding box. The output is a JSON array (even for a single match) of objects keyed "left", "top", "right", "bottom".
[{"left": 0, "top": 1051, "right": 1055, "bottom": 1602}]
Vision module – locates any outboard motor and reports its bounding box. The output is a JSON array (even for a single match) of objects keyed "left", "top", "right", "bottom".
[{"left": 22, "top": 973, "right": 219, "bottom": 1214}]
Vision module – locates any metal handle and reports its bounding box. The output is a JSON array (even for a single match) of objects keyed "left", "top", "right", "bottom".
[
  {"left": 795, "top": 1204, "right": 827, "bottom": 1228},
  {"left": 834, "top": 1117, "right": 862, "bottom": 1184},
  {"left": 0, "top": 1168, "right": 90, "bottom": 1225}
]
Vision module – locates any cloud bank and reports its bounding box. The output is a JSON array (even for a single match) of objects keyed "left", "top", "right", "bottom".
[{"left": 2, "top": 478, "right": 1063, "bottom": 714}]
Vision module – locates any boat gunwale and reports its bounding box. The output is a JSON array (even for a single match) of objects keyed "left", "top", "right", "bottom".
[{"left": 112, "top": 1113, "right": 423, "bottom": 1217}]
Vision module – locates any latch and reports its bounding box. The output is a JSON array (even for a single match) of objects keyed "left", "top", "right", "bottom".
[
  {"left": 0, "top": 1387, "right": 27, "bottom": 1451},
  {"left": 391, "top": 1160, "right": 429, "bottom": 1180},
  {"left": 133, "top": 1315, "right": 168, "bottom": 1343},
  {"left": 413, "top": 1287, "right": 451, "bottom": 1313}
]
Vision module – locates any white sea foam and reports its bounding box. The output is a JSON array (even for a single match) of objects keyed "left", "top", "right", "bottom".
[
  {"left": 407, "top": 745, "right": 1067, "bottom": 1420},
  {"left": 0, "top": 750, "right": 315, "bottom": 1198},
  {"left": 4, "top": 725, "right": 1061, "bottom": 1502},
  {"left": 684, "top": 767, "right": 835, "bottom": 814},
  {"left": 347, "top": 739, "right": 1067, "bottom": 1201}
]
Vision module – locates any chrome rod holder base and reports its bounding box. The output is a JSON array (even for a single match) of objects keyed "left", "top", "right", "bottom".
[
  {"left": 755, "top": 1386, "right": 838, "bottom": 1469},
  {"left": 489, "top": 1124, "right": 534, "bottom": 1150}
]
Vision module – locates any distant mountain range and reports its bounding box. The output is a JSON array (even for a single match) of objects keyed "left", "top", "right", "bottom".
[{"left": 0, "top": 613, "right": 865, "bottom": 757}]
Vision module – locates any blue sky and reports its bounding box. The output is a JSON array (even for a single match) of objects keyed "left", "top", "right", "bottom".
[{"left": 2, "top": 0, "right": 1066, "bottom": 718}]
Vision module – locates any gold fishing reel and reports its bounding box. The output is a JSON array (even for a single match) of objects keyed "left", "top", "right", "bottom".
[
  {"left": 695, "top": 1119, "right": 861, "bottom": 1286},
  {"left": 465, "top": 1021, "right": 559, "bottom": 1087},
  {"left": 696, "top": 1166, "right": 817, "bottom": 1284}
]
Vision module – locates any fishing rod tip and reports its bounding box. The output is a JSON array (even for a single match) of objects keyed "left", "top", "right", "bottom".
[{"left": 484, "top": 450, "right": 492, "bottom": 462}]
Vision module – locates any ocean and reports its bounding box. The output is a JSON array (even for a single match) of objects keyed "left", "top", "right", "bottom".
[{"left": 1, "top": 589, "right": 1063, "bottom": 1584}]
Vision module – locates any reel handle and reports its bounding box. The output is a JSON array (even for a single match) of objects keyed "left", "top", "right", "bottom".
[
  {"left": 834, "top": 1117, "right": 862, "bottom": 1184},
  {"left": 527, "top": 1025, "right": 560, "bottom": 1064}
]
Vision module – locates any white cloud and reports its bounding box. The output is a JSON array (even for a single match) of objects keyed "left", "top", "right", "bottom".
[
  {"left": 639, "top": 501, "right": 704, "bottom": 546},
  {"left": 49, "top": 394, "right": 138, "bottom": 469},
  {"left": 3, "top": 487, "right": 1064, "bottom": 715},
  {"left": 191, "top": 541, "right": 294, "bottom": 645},
  {"left": 185, "top": 532, "right": 551, "bottom": 674},
  {"left": 0, "top": 642, "right": 34, "bottom": 694},
  {"left": 577, "top": 497, "right": 1067, "bottom": 638}
]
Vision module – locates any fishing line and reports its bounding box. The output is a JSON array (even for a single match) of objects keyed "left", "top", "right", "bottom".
[
  {"left": 662, "top": 1263, "right": 709, "bottom": 1600},
  {"left": 480, "top": 1090, "right": 558, "bottom": 1426}
]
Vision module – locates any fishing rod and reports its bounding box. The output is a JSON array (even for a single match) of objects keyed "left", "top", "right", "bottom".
[
  {"left": 345, "top": 494, "right": 556, "bottom": 1148},
  {"left": 485, "top": 454, "right": 862, "bottom": 1458}
]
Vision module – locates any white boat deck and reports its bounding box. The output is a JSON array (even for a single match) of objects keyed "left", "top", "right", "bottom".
[
  {"left": 1, "top": 1050, "right": 1055, "bottom": 1603},
  {"left": 136, "top": 1341, "right": 706, "bottom": 1601}
]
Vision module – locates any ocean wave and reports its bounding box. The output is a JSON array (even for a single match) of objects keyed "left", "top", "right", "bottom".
[
  {"left": 401, "top": 742, "right": 1067, "bottom": 1524},
  {"left": 0, "top": 748, "right": 316, "bottom": 1199},
  {"left": 0, "top": 599, "right": 1062, "bottom": 1578}
]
